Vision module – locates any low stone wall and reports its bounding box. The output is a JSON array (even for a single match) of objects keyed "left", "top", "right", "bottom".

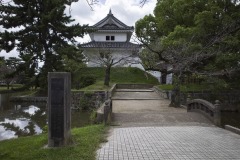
[
  {"left": 225, "top": 125, "right": 240, "bottom": 135},
  {"left": 11, "top": 91, "right": 107, "bottom": 110},
  {"left": 103, "top": 84, "right": 117, "bottom": 100},
  {"left": 152, "top": 86, "right": 170, "bottom": 99},
  {"left": 116, "top": 84, "right": 154, "bottom": 89},
  {"left": 96, "top": 99, "right": 112, "bottom": 123},
  {"left": 10, "top": 96, "right": 47, "bottom": 102},
  {"left": 96, "top": 85, "right": 116, "bottom": 123}
]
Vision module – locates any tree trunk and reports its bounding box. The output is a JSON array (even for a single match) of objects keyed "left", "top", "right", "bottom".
[
  {"left": 170, "top": 75, "right": 181, "bottom": 107},
  {"left": 161, "top": 72, "right": 167, "bottom": 84},
  {"left": 104, "top": 66, "right": 111, "bottom": 86}
]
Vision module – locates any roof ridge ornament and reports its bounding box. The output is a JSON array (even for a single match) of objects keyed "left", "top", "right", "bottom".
[
  {"left": 108, "top": 9, "right": 113, "bottom": 15},
  {"left": 92, "top": 8, "right": 133, "bottom": 30}
]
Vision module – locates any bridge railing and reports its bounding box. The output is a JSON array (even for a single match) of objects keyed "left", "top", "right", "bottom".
[
  {"left": 187, "top": 99, "right": 221, "bottom": 126},
  {"left": 95, "top": 84, "right": 116, "bottom": 124}
]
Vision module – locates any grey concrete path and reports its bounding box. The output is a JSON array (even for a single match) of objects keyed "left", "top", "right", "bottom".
[
  {"left": 97, "top": 88, "right": 240, "bottom": 160},
  {"left": 97, "top": 126, "right": 240, "bottom": 160},
  {"left": 112, "top": 91, "right": 162, "bottom": 100}
]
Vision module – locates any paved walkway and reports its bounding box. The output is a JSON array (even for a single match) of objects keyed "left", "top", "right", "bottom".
[
  {"left": 97, "top": 88, "right": 240, "bottom": 160},
  {"left": 97, "top": 126, "right": 240, "bottom": 160}
]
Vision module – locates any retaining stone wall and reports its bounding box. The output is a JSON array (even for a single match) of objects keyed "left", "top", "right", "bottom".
[
  {"left": 116, "top": 84, "right": 154, "bottom": 89},
  {"left": 71, "top": 91, "right": 106, "bottom": 109},
  {"left": 11, "top": 91, "right": 107, "bottom": 109}
]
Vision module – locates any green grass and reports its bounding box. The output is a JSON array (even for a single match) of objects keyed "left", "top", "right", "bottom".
[
  {"left": 0, "top": 124, "right": 107, "bottom": 160},
  {"left": 158, "top": 84, "right": 209, "bottom": 92},
  {"left": 0, "top": 84, "right": 23, "bottom": 92},
  {"left": 75, "top": 67, "right": 159, "bottom": 90},
  {"left": 0, "top": 88, "right": 37, "bottom": 96},
  {"left": 79, "top": 81, "right": 112, "bottom": 91},
  {"left": 0, "top": 84, "right": 39, "bottom": 96},
  {"left": 158, "top": 84, "right": 173, "bottom": 91}
]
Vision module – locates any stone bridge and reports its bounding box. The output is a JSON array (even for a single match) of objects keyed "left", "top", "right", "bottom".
[
  {"left": 111, "top": 86, "right": 212, "bottom": 127},
  {"left": 97, "top": 84, "right": 240, "bottom": 160}
]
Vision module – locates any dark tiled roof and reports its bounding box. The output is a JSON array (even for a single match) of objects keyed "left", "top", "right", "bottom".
[
  {"left": 92, "top": 10, "right": 134, "bottom": 31},
  {"left": 80, "top": 41, "right": 140, "bottom": 49}
]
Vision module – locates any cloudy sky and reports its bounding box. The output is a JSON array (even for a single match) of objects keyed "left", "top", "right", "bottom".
[{"left": 0, "top": 0, "right": 157, "bottom": 58}]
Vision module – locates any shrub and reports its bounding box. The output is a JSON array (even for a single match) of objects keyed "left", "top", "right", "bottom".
[
  {"left": 202, "top": 77, "right": 229, "bottom": 91},
  {"left": 89, "top": 110, "right": 98, "bottom": 124},
  {"left": 74, "top": 75, "right": 96, "bottom": 89}
]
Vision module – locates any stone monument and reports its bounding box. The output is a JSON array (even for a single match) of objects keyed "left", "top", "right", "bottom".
[{"left": 48, "top": 72, "right": 71, "bottom": 147}]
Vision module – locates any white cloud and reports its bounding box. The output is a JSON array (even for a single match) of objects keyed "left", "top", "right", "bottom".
[
  {"left": 0, "top": 50, "right": 19, "bottom": 59},
  {"left": 0, "top": 0, "right": 157, "bottom": 58}
]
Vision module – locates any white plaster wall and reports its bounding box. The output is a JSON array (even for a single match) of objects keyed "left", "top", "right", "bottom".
[
  {"left": 166, "top": 73, "right": 173, "bottom": 84},
  {"left": 84, "top": 49, "right": 141, "bottom": 67},
  {"left": 93, "top": 33, "right": 127, "bottom": 42},
  {"left": 148, "top": 71, "right": 161, "bottom": 82}
]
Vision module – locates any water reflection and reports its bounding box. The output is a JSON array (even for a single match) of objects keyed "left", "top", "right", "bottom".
[
  {"left": 23, "top": 105, "right": 41, "bottom": 115},
  {"left": 0, "top": 104, "right": 45, "bottom": 140},
  {"left": 0, "top": 93, "right": 91, "bottom": 141},
  {"left": 0, "top": 125, "right": 16, "bottom": 140}
]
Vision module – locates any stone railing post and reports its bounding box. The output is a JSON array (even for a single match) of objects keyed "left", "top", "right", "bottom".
[
  {"left": 214, "top": 100, "right": 221, "bottom": 127},
  {"left": 104, "top": 100, "right": 110, "bottom": 125},
  {"left": 105, "top": 91, "right": 109, "bottom": 100},
  {"left": 186, "top": 94, "right": 191, "bottom": 102}
]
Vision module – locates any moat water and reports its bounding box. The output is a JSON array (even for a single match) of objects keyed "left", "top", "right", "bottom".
[{"left": 0, "top": 93, "right": 91, "bottom": 141}]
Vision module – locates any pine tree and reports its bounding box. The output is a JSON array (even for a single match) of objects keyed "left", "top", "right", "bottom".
[{"left": 0, "top": 0, "right": 86, "bottom": 89}]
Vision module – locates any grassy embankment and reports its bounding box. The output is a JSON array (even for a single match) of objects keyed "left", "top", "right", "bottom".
[
  {"left": 0, "top": 125, "right": 107, "bottom": 160},
  {"left": 73, "top": 67, "right": 159, "bottom": 91}
]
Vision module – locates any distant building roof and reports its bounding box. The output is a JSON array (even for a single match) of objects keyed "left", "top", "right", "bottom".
[
  {"left": 81, "top": 41, "right": 140, "bottom": 49},
  {"left": 91, "top": 9, "right": 134, "bottom": 31}
]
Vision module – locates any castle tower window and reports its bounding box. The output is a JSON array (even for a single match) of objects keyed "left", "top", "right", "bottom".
[
  {"left": 106, "top": 35, "right": 115, "bottom": 41},
  {"left": 111, "top": 36, "right": 115, "bottom": 41}
]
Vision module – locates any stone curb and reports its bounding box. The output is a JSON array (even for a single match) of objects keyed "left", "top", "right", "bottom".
[{"left": 225, "top": 125, "right": 240, "bottom": 135}]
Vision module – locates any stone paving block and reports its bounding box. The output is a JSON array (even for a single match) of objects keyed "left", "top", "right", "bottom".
[{"left": 97, "top": 126, "right": 240, "bottom": 160}]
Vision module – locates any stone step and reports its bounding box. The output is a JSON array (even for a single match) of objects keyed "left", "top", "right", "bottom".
[
  {"left": 115, "top": 89, "right": 154, "bottom": 92},
  {"left": 112, "top": 92, "right": 161, "bottom": 99},
  {"left": 112, "top": 97, "right": 163, "bottom": 100}
]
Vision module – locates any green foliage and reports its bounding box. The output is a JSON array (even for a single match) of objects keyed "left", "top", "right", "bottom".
[
  {"left": 0, "top": 57, "right": 21, "bottom": 89},
  {"left": 202, "top": 77, "right": 229, "bottom": 91},
  {"left": 0, "top": 125, "right": 107, "bottom": 160},
  {"left": 74, "top": 75, "right": 97, "bottom": 89},
  {"left": 0, "top": 0, "right": 86, "bottom": 89},
  {"left": 42, "top": 125, "right": 48, "bottom": 134},
  {"left": 159, "top": 80, "right": 232, "bottom": 92},
  {"left": 136, "top": 0, "right": 240, "bottom": 105}
]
